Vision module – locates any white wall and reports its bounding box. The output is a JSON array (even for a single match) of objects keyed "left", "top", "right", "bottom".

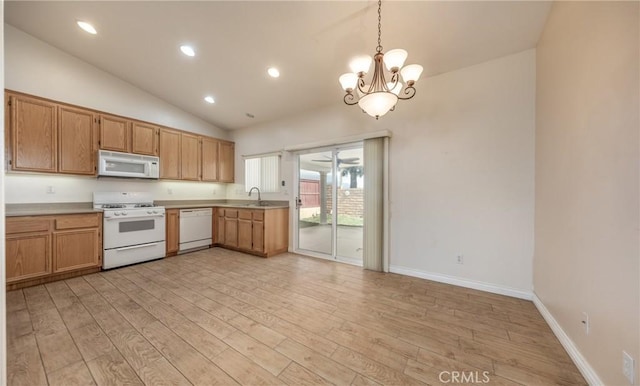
[
  {"left": 5, "top": 25, "right": 228, "bottom": 140},
  {"left": 534, "top": 2, "right": 639, "bottom": 384},
  {"left": 232, "top": 49, "right": 536, "bottom": 296},
  {"left": 4, "top": 25, "right": 231, "bottom": 203}
]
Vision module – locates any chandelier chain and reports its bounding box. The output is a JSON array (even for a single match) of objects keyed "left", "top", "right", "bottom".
[{"left": 376, "top": 0, "right": 382, "bottom": 53}]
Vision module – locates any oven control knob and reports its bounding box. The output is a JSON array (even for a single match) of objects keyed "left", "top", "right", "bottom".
[
  {"left": 114, "top": 212, "right": 121, "bottom": 216},
  {"left": 147, "top": 210, "right": 152, "bottom": 214},
  {"left": 153, "top": 210, "right": 159, "bottom": 214},
  {"left": 122, "top": 211, "right": 128, "bottom": 216}
]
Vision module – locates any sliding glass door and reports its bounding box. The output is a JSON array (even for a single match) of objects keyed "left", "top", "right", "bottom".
[{"left": 295, "top": 144, "right": 364, "bottom": 264}]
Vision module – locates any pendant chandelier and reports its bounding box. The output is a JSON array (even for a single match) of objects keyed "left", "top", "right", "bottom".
[{"left": 339, "top": 0, "right": 423, "bottom": 119}]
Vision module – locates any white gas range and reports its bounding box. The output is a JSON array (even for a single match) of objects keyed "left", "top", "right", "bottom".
[{"left": 93, "top": 192, "right": 166, "bottom": 269}]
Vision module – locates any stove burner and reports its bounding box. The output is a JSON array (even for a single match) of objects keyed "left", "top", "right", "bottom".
[
  {"left": 102, "top": 204, "right": 126, "bottom": 209},
  {"left": 135, "top": 203, "right": 154, "bottom": 208}
]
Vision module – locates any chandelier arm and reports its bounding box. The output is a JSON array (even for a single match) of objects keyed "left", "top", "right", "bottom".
[
  {"left": 344, "top": 93, "right": 359, "bottom": 105},
  {"left": 356, "top": 78, "right": 368, "bottom": 94},
  {"left": 397, "top": 85, "right": 417, "bottom": 100}
]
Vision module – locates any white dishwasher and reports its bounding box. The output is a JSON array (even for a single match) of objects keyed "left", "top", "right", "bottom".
[{"left": 179, "top": 208, "right": 213, "bottom": 253}]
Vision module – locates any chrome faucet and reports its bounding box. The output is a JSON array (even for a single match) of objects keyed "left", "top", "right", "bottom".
[{"left": 248, "top": 186, "right": 262, "bottom": 203}]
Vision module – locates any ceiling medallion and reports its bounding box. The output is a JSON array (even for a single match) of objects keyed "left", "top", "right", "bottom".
[{"left": 339, "top": 0, "right": 423, "bottom": 119}]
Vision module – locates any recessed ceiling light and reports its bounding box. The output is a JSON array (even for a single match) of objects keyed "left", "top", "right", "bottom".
[
  {"left": 267, "top": 67, "right": 280, "bottom": 78},
  {"left": 77, "top": 21, "right": 97, "bottom": 35},
  {"left": 180, "top": 45, "right": 195, "bottom": 57},
  {"left": 204, "top": 96, "right": 215, "bottom": 104}
]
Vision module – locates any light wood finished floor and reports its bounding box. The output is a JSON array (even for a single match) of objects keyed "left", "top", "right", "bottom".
[{"left": 7, "top": 248, "right": 586, "bottom": 386}]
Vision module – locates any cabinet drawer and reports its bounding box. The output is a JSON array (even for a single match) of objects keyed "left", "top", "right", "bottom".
[
  {"left": 253, "top": 211, "right": 264, "bottom": 221},
  {"left": 6, "top": 218, "right": 51, "bottom": 234},
  {"left": 238, "top": 210, "right": 253, "bottom": 220},
  {"left": 225, "top": 209, "right": 238, "bottom": 218},
  {"left": 55, "top": 214, "right": 101, "bottom": 230}
]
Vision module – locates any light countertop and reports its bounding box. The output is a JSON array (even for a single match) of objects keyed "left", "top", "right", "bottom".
[
  {"left": 5, "top": 203, "right": 102, "bottom": 217},
  {"left": 5, "top": 200, "right": 289, "bottom": 217}
]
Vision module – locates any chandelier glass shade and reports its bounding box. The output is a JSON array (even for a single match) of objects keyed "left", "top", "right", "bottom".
[{"left": 339, "top": 0, "right": 423, "bottom": 119}]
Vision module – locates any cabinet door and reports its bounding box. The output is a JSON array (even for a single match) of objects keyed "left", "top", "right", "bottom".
[
  {"left": 215, "top": 210, "right": 225, "bottom": 244},
  {"left": 53, "top": 229, "right": 101, "bottom": 273},
  {"left": 159, "top": 128, "right": 181, "bottom": 179},
  {"left": 238, "top": 218, "right": 253, "bottom": 250},
  {"left": 132, "top": 122, "right": 159, "bottom": 156},
  {"left": 181, "top": 133, "right": 201, "bottom": 181},
  {"left": 58, "top": 106, "right": 97, "bottom": 175},
  {"left": 224, "top": 218, "right": 238, "bottom": 247},
  {"left": 6, "top": 233, "right": 52, "bottom": 283},
  {"left": 201, "top": 137, "right": 219, "bottom": 182},
  {"left": 166, "top": 209, "right": 180, "bottom": 255},
  {"left": 218, "top": 141, "right": 235, "bottom": 183},
  {"left": 99, "top": 114, "right": 130, "bottom": 152},
  {"left": 252, "top": 219, "right": 264, "bottom": 253},
  {"left": 10, "top": 94, "right": 57, "bottom": 172}
]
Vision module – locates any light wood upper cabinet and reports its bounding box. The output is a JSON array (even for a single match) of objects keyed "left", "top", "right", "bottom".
[
  {"left": 201, "top": 137, "right": 219, "bottom": 182},
  {"left": 180, "top": 133, "right": 201, "bottom": 181},
  {"left": 58, "top": 106, "right": 97, "bottom": 175},
  {"left": 166, "top": 209, "right": 180, "bottom": 256},
  {"left": 99, "top": 114, "right": 130, "bottom": 152},
  {"left": 9, "top": 94, "right": 57, "bottom": 172},
  {"left": 132, "top": 121, "right": 159, "bottom": 156},
  {"left": 218, "top": 141, "right": 235, "bottom": 183},
  {"left": 5, "top": 91, "right": 236, "bottom": 183},
  {"left": 159, "top": 128, "right": 181, "bottom": 179}
]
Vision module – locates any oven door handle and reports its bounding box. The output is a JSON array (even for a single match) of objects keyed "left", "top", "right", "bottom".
[
  {"left": 113, "top": 242, "right": 162, "bottom": 251},
  {"left": 105, "top": 214, "right": 165, "bottom": 221}
]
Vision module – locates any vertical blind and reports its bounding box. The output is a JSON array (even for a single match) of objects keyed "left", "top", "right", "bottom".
[
  {"left": 244, "top": 154, "right": 280, "bottom": 192},
  {"left": 363, "top": 137, "right": 385, "bottom": 272}
]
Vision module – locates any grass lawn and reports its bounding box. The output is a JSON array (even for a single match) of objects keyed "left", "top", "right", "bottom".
[{"left": 300, "top": 213, "right": 363, "bottom": 227}]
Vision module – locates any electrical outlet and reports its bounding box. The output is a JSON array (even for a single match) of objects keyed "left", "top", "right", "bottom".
[
  {"left": 623, "top": 351, "right": 635, "bottom": 384},
  {"left": 167, "top": 188, "right": 173, "bottom": 195},
  {"left": 581, "top": 312, "right": 589, "bottom": 335},
  {"left": 46, "top": 186, "right": 55, "bottom": 194},
  {"left": 456, "top": 255, "right": 464, "bottom": 264}
]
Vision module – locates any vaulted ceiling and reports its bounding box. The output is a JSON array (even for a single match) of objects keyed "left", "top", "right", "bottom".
[{"left": 5, "top": 1, "right": 552, "bottom": 130}]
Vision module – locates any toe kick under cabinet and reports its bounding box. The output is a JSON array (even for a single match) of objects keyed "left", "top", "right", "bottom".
[
  {"left": 215, "top": 208, "right": 288, "bottom": 257},
  {"left": 6, "top": 213, "right": 102, "bottom": 290}
]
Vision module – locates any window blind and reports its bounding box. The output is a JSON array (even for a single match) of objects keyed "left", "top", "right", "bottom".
[{"left": 244, "top": 154, "right": 280, "bottom": 193}]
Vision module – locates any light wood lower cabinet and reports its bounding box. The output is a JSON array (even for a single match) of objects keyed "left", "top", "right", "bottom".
[
  {"left": 214, "top": 208, "right": 288, "bottom": 257},
  {"left": 6, "top": 213, "right": 103, "bottom": 289},
  {"left": 53, "top": 229, "right": 100, "bottom": 273},
  {"left": 224, "top": 209, "right": 239, "bottom": 248},
  {"left": 6, "top": 232, "right": 51, "bottom": 283},
  {"left": 237, "top": 210, "right": 253, "bottom": 250},
  {"left": 166, "top": 209, "right": 180, "bottom": 256}
]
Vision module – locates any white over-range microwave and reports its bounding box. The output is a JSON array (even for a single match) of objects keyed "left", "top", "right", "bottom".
[{"left": 98, "top": 150, "right": 160, "bottom": 179}]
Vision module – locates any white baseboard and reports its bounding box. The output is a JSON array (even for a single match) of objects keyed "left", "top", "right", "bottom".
[
  {"left": 532, "top": 294, "right": 603, "bottom": 385},
  {"left": 388, "top": 265, "right": 533, "bottom": 300}
]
